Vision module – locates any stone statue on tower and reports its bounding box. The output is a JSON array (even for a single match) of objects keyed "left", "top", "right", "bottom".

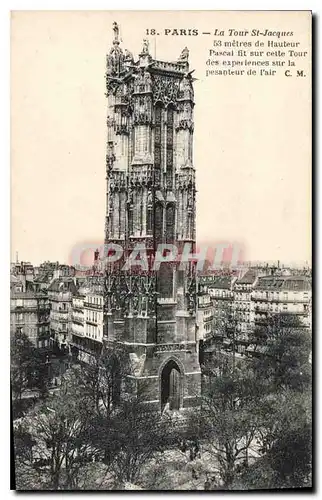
[{"left": 112, "top": 21, "right": 119, "bottom": 43}]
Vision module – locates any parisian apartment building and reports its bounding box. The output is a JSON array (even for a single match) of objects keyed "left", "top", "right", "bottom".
[{"left": 199, "top": 266, "right": 312, "bottom": 356}]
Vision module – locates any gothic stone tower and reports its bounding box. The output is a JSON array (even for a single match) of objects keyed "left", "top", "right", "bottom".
[{"left": 104, "top": 23, "right": 201, "bottom": 411}]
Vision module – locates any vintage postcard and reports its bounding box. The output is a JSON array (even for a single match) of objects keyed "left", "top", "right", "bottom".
[{"left": 11, "top": 10, "right": 312, "bottom": 491}]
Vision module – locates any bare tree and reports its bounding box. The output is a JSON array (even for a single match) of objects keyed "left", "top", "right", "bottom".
[
  {"left": 11, "top": 330, "right": 50, "bottom": 415},
  {"left": 11, "top": 330, "right": 35, "bottom": 404},
  {"left": 19, "top": 368, "right": 100, "bottom": 490},
  {"left": 195, "top": 358, "right": 262, "bottom": 489},
  {"left": 106, "top": 396, "right": 173, "bottom": 487},
  {"left": 74, "top": 346, "right": 127, "bottom": 417}
]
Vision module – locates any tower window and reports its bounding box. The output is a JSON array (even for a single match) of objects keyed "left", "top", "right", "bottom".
[
  {"left": 147, "top": 194, "right": 153, "bottom": 235},
  {"left": 166, "top": 106, "right": 174, "bottom": 188},
  {"left": 166, "top": 203, "right": 175, "bottom": 243},
  {"left": 154, "top": 104, "right": 163, "bottom": 186},
  {"left": 128, "top": 205, "right": 134, "bottom": 236},
  {"left": 187, "top": 212, "right": 193, "bottom": 240},
  {"left": 155, "top": 202, "right": 163, "bottom": 244},
  {"left": 140, "top": 195, "right": 144, "bottom": 235}
]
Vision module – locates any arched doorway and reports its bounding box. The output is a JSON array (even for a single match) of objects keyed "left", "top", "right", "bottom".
[{"left": 161, "top": 360, "right": 182, "bottom": 412}]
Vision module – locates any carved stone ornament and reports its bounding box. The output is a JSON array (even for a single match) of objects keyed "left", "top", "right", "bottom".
[
  {"left": 106, "top": 115, "right": 115, "bottom": 127},
  {"left": 176, "top": 119, "right": 194, "bottom": 132},
  {"left": 134, "top": 70, "right": 153, "bottom": 94},
  {"left": 129, "top": 353, "right": 146, "bottom": 376},
  {"left": 178, "top": 75, "right": 194, "bottom": 101},
  {"left": 105, "top": 78, "right": 121, "bottom": 96},
  {"left": 153, "top": 75, "right": 180, "bottom": 105}
]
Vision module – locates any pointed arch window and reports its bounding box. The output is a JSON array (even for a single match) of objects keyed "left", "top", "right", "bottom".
[
  {"left": 109, "top": 207, "right": 114, "bottom": 238},
  {"left": 166, "top": 203, "right": 175, "bottom": 243},
  {"left": 188, "top": 134, "right": 193, "bottom": 162},
  {"left": 147, "top": 193, "right": 153, "bottom": 235},
  {"left": 187, "top": 211, "right": 193, "bottom": 240},
  {"left": 166, "top": 106, "right": 174, "bottom": 188},
  {"left": 154, "top": 103, "right": 163, "bottom": 186},
  {"left": 155, "top": 202, "right": 163, "bottom": 244},
  {"left": 128, "top": 196, "right": 134, "bottom": 236},
  {"left": 139, "top": 189, "right": 144, "bottom": 235},
  {"left": 186, "top": 192, "right": 194, "bottom": 240},
  {"left": 113, "top": 192, "right": 120, "bottom": 239}
]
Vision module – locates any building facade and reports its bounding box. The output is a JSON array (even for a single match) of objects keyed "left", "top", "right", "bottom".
[
  {"left": 10, "top": 276, "right": 51, "bottom": 349},
  {"left": 252, "top": 275, "right": 312, "bottom": 328},
  {"left": 232, "top": 269, "right": 258, "bottom": 352},
  {"left": 70, "top": 278, "right": 105, "bottom": 364},
  {"left": 196, "top": 286, "right": 214, "bottom": 342},
  {"left": 48, "top": 278, "right": 77, "bottom": 351},
  {"left": 202, "top": 270, "right": 312, "bottom": 358},
  {"left": 11, "top": 261, "right": 35, "bottom": 292},
  {"left": 104, "top": 23, "right": 200, "bottom": 411}
]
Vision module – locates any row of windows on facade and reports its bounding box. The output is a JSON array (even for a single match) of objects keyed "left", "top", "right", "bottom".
[
  {"left": 16, "top": 315, "right": 49, "bottom": 334},
  {"left": 54, "top": 302, "right": 69, "bottom": 311},
  {"left": 15, "top": 326, "right": 49, "bottom": 336},
  {"left": 256, "top": 303, "right": 308, "bottom": 312},
  {"left": 111, "top": 202, "right": 179, "bottom": 241},
  {"left": 86, "top": 324, "right": 102, "bottom": 340},
  {"left": 234, "top": 293, "right": 251, "bottom": 301},
  {"left": 237, "top": 313, "right": 251, "bottom": 321},
  {"left": 198, "top": 295, "right": 212, "bottom": 305},
  {"left": 72, "top": 312, "right": 83, "bottom": 321},
  {"left": 71, "top": 315, "right": 102, "bottom": 327},
  {"left": 211, "top": 290, "right": 233, "bottom": 297},
  {"left": 48, "top": 292, "right": 73, "bottom": 299},
  {"left": 14, "top": 314, "right": 49, "bottom": 325},
  {"left": 15, "top": 313, "right": 36, "bottom": 322},
  {"left": 86, "top": 310, "right": 102, "bottom": 323},
  {"left": 52, "top": 322, "right": 68, "bottom": 332},
  {"left": 234, "top": 304, "right": 251, "bottom": 312},
  {"left": 204, "top": 323, "right": 212, "bottom": 332},
  {"left": 212, "top": 290, "right": 309, "bottom": 300},
  {"left": 86, "top": 295, "right": 103, "bottom": 306},
  {"left": 72, "top": 296, "right": 103, "bottom": 309},
  {"left": 253, "top": 291, "right": 310, "bottom": 299},
  {"left": 13, "top": 298, "right": 49, "bottom": 307},
  {"left": 38, "top": 338, "right": 50, "bottom": 348}
]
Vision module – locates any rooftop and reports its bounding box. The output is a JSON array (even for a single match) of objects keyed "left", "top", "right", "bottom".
[
  {"left": 48, "top": 278, "right": 78, "bottom": 294},
  {"left": 237, "top": 269, "right": 257, "bottom": 285},
  {"left": 254, "top": 276, "right": 311, "bottom": 291},
  {"left": 208, "top": 277, "right": 234, "bottom": 290}
]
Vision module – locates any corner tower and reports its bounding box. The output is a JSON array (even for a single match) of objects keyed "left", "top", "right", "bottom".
[{"left": 104, "top": 23, "right": 200, "bottom": 411}]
